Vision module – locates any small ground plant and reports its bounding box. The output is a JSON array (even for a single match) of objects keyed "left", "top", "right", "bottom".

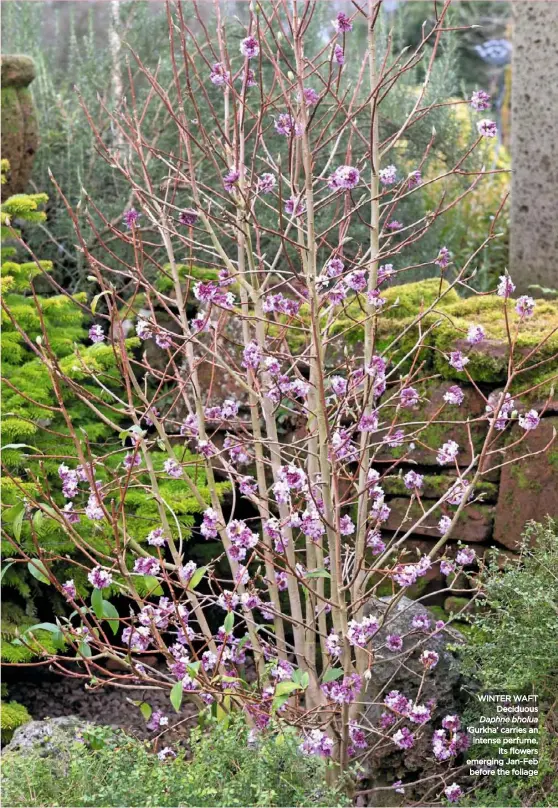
[{"left": 1, "top": 714, "right": 349, "bottom": 807}]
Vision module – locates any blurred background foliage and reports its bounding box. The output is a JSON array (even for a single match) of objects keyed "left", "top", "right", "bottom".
[{"left": 2, "top": 0, "right": 511, "bottom": 293}]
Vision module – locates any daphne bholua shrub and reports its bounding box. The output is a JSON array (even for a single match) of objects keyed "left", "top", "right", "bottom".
[{"left": 2, "top": 2, "right": 557, "bottom": 804}]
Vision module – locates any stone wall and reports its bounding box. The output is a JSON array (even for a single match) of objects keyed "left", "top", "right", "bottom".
[{"left": 157, "top": 277, "right": 558, "bottom": 615}]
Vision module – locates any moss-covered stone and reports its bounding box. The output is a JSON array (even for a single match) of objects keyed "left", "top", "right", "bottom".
[
  {"left": 0, "top": 56, "right": 36, "bottom": 87},
  {"left": 427, "top": 605, "right": 448, "bottom": 622},
  {"left": 382, "top": 473, "right": 498, "bottom": 502},
  {"left": 433, "top": 296, "right": 558, "bottom": 384},
  {"left": 444, "top": 596, "right": 472, "bottom": 615},
  {"left": 384, "top": 497, "right": 494, "bottom": 543},
  {"left": 0, "top": 57, "right": 38, "bottom": 199}
]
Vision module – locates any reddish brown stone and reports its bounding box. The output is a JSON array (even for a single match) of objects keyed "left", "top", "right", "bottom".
[
  {"left": 373, "top": 381, "right": 490, "bottom": 468},
  {"left": 383, "top": 497, "right": 494, "bottom": 543},
  {"left": 493, "top": 416, "right": 558, "bottom": 550}
]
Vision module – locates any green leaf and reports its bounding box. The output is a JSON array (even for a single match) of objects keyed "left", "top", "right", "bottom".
[
  {"left": 22, "top": 622, "right": 65, "bottom": 648},
  {"left": 1, "top": 443, "right": 41, "bottom": 452},
  {"left": 274, "top": 680, "right": 301, "bottom": 697},
  {"left": 188, "top": 566, "right": 207, "bottom": 590},
  {"left": 300, "top": 671, "right": 310, "bottom": 690},
  {"left": 223, "top": 612, "right": 234, "bottom": 634},
  {"left": 101, "top": 600, "right": 119, "bottom": 635},
  {"left": 139, "top": 702, "right": 152, "bottom": 721},
  {"left": 91, "top": 588, "right": 104, "bottom": 619},
  {"left": 187, "top": 661, "right": 201, "bottom": 678},
  {"left": 11, "top": 503, "right": 26, "bottom": 541},
  {"left": 305, "top": 569, "right": 331, "bottom": 579},
  {"left": 0, "top": 561, "right": 15, "bottom": 582},
  {"left": 322, "top": 667, "right": 344, "bottom": 683},
  {"left": 272, "top": 693, "right": 291, "bottom": 713},
  {"left": 79, "top": 641, "right": 91, "bottom": 659},
  {"left": 32, "top": 510, "right": 45, "bottom": 532},
  {"left": 27, "top": 559, "right": 50, "bottom": 585},
  {"left": 170, "top": 681, "right": 183, "bottom": 712},
  {"left": 91, "top": 289, "right": 112, "bottom": 314}
]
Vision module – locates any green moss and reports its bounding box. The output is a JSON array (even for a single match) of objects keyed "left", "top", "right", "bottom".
[
  {"left": 433, "top": 296, "right": 558, "bottom": 383},
  {"left": 383, "top": 473, "right": 498, "bottom": 502},
  {"left": 427, "top": 605, "right": 448, "bottom": 622},
  {"left": 444, "top": 596, "right": 471, "bottom": 615},
  {"left": 155, "top": 264, "right": 221, "bottom": 294},
  {"left": 510, "top": 464, "right": 542, "bottom": 493}
]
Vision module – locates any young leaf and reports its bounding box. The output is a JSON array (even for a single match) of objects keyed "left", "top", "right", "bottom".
[
  {"left": 305, "top": 569, "right": 331, "bottom": 579},
  {"left": 170, "top": 681, "right": 183, "bottom": 712},
  {"left": 187, "top": 661, "right": 201, "bottom": 678},
  {"left": 188, "top": 566, "right": 207, "bottom": 590},
  {"left": 0, "top": 561, "right": 15, "bottom": 582},
  {"left": 274, "top": 680, "right": 301, "bottom": 697},
  {"left": 101, "top": 599, "right": 119, "bottom": 635},
  {"left": 11, "top": 503, "right": 26, "bottom": 541},
  {"left": 139, "top": 702, "right": 152, "bottom": 721},
  {"left": 272, "top": 693, "right": 291, "bottom": 713},
  {"left": 91, "top": 588, "right": 105, "bottom": 619},
  {"left": 223, "top": 611, "right": 234, "bottom": 634},
  {"left": 27, "top": 559, "right": 50, "bottom": 585},
  {"left": 322, "top": 667, "right": 344, "bottom": 683},
  {"left": 78, "top": 641, "right": 91, "bottom": 659}
]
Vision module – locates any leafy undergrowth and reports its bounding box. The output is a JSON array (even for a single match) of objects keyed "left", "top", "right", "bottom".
[{"left": 1, "top": 714, "right": 350, "bottom": 807}]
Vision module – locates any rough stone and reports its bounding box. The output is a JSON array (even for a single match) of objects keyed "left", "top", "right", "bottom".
[
  {"left": 374, "top": 381, "right": 489, "bottom": 468},
  {"left": 493, "top": 416, "right": 558, "bottom": 549},
  {"left": 360, "top": 596, "right": 470, "bottom": 805},
  {"left": 510, "top": 3, "right": 558, "bottom": 295},
  {"left": 0, "top": 56, "right": 39, "bottom": 199},
  {"left": 4, "top": 715, "right": 93, "bottom": 757},
  {"left": 383, "top": 497, "right": 494, "bottom": 543}
]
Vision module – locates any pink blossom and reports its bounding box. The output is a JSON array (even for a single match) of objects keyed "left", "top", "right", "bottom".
[
  {"left": 515, "top": 295, "right": 535, "bottom": 318},
  {"left": 333, "top": 12, "right": 353, "bottom": 32},
  {"left": 466, "top": 324, "right": 485, "bottom": 344},
  {"left": 209, "top": 63, "right": 230, "bottom": 86},
  {"left": 89, "top": 324, "right": 105, "bottom": 343},
  {"left": 435, "top": 246, "right": 451, "bottom": 268},
  {"left": 445, "top": 783, "right": 463, "bottom": 803},
  {"left": 240, "top": 36, "right": 260, "bottom": 59},
  {"left": 444, "top": 385, "right": 464, "bottom": 406},
  {"left": 477, "top": 118, "right": 497, "bottom": 137},
  {"left": 328, "top": 165, "right": 360, "bottom": 190},
  {"left": 274, "top": 114, "right": 303, "bottom": 137},
  {"left": 257, "top": 172, "right": 276, "bottom": 194},
  {"left": 88, "top": 566, "right": 112, "bottom": 589},
  {"left": 437, "top": 440, "right": 459, "bottom": 465},
  {"left": 497, "top": 273, "right": 515, "bottom": 298},
  {"left": 379, "top": 165, "right": 397, "bottom": 186},
  {"left": 470, "top": 90, "right": 490, "bottom": 111},
  {"left": 284, "top": 196, "right": 306, "bottom": 216},
  {"left": 456, "top": 547, "right": 476, "bottom": 566},
  {"left": 518, "top": 409, "right": 540, "bottom": 431},
  {"left": 299, "top": 87, "right": 320, "bottom": 106}
]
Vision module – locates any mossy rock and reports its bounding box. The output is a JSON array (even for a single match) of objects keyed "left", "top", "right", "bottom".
[
  {"left": 427, "top": 604, "right": 449, "bottom": 622},
  {"left": 444, "top": 595, "right": 473, "bottom": 615},
  {"left": 156, "top": 263, "right": 222, "bottom": 295},
  {"left": 433, "top": 296, "right": 558, "bottom": 384},
  {"left": 1, "top": 56, "right": 36, "bottom": 87},
  {"left": 0, "top": 57, "right": 38, "bottom": 199},
  {"left": 282, "top": 278, "right": 459, "bottom": 364},
  {"left": 382, "top": 473, "right": 498, "bottom": 503}
]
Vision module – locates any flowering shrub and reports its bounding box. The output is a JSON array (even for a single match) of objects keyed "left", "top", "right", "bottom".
[{"left": 2, "top": 3, "right": 557, "bottom": 804}]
